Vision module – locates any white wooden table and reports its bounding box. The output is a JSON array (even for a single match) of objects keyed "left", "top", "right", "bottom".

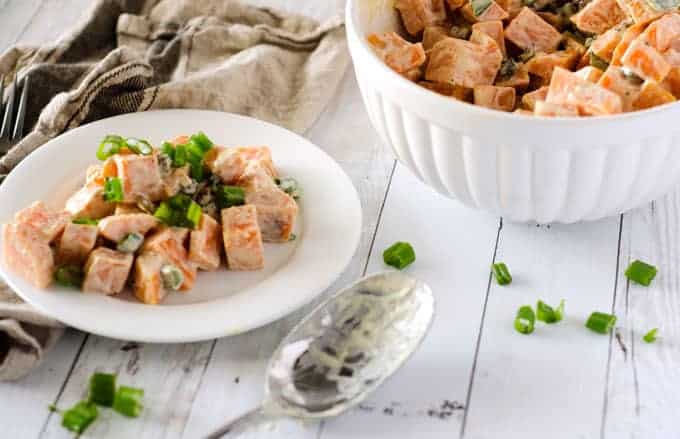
[{"left": 1, "top": 1, "right": 678, "bottom": 438}]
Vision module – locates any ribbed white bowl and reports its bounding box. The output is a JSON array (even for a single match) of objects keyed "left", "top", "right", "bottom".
[{"left": 346, "top": 0, "right": 680, "bottom": 223}]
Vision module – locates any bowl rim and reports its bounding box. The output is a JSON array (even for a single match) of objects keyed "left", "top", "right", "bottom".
[{"left": 345, "top": 0, "right": 680, "bottom": 126}]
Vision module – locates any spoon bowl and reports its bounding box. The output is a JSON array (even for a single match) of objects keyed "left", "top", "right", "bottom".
[{"left": 207, "top": 271, "right": 434, "bottom": 437}]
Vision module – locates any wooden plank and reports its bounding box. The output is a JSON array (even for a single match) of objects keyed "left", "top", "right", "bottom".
[
  {"left": 181, "top": 67, "right": 396, "bottom": 438},
  {"left": 0, "top": 0, "right": 43, "bottom": 52},
  {"left": 319, "top": 165, "right": 500, "bottom": 438},
  {"left": 462, "top": 217, "right": 622, "bottom": 438},
  {"left": 602, "top": 195, "right": 680, "bottom": 438}
]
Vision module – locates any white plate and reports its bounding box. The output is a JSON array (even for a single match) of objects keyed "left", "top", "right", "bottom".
[{"left": 0, "top": 110, "right": 362, "bottom": 343}]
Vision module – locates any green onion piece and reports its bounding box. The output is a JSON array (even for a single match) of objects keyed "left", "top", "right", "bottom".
[
  {"left": 61, "top": 401, "right": 98, "bottom": 434},
  {"left": 625, "top": 260, "right": 658, "bottom": 286},
  {"left": 189, "top": 160, "right": 204, "bottom": 181},
  {"left": 589, "top": 52, "right": 609, "bottom": 71},
  {"left": 190, "top": 131, "right": 213, "bottom": 153},
  {"left": 103, "top": 177, "right": 124, "bottom": 202},
  {"left": 216, "top": 185, "right": 246, "bottom": 209},
  {"left": 289, "top": 233, "right": 297, "bottom": 241},
  {"left": 54, "top": 265, "right": 84, "bottom": 288},
  {"left": 160, "top": 264, "right": 184, "bottom": 290},
  {"left": 492, "top": 262, "right": 512, "bottom": 285},
  {"left": 96, "top": 135, "right": 124, "bottom": 160},
  {"left": 514, "top": 305, "right": 536, "bottom": 334},
  {"left": 124, "top": 138, "right": 153, "bottom": 155},
  {"left": 117, "top": 232, "right": 145, "bottom": 253},
  {"left": 585, "top": 311, "right": 617, "bottom": 334},
  {"left": 153, "top": 201, "right": 174, "bottom": 224},
  {"left": 88, "top": 372, "right": 117, "bottom": 407},
  {"left": 383, "top": 242, "right": 416, "bottom": 270},
  {"left": 113, "top": 386, "right": 144, "bottom": 418},
  {"left": 186, "top": 201, "right": 202, "bottom": 228},
  {"left": 277, "top": 177, "right": 303, "bottom": 200},
  {"left": 174, "top": 144, "right": 187, "bottom": 167},
  {"left": 643, "top": 328, "right": 659, "bottom": 343},
  {"left": 72, "top": 218, "right": 99, "bottom": 226},
  {"left": 471, "top": 0, "right": 492, "bottom": 16},
  {"left": 161, "top": 142, "right": 176, "bottom": 160},
  {"left": 536, "top": 299, "right": 564, "bottom": 324}
]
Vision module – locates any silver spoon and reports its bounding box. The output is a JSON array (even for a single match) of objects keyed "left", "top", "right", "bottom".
[{"left": 206, "top": 271, "right": 435, "bottom": 438}]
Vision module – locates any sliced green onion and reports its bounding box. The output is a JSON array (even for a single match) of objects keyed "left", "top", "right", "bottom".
[
  {"left": 536, "top": 299, "right": 564, "bottom": 324},
  {"left": 117, "top": 232, "right": 145, "bottom": 253},
  {"left": 216, "top": 185, "right": 245, "bottom": 209},
  {"left": 277, "top": 177, "right": 303, "bottom": 200},
  {"left": 174, "top": 144, "right": 187, "bottom": 167},
  {"left": 72, "top": 218, "right": 99, "bottom": 226},
  {"left": 190, "top": 131, "right": 213, "bottom": 153},
  {"left": 124, "top": 138, "right": 153, "bottom": 155},
  {"left": 113, "top": 386, "right": 144, "bottom": 418},
  {"left": 492, "top": 262, "right": 512, "bottom": 285},
  {"left": 61, "top": 400, "right": 98, "bottom": 434},
  {"left": 97, "top": 135, "right": 124, "bottom": 160},
  {"left": 589, "top": 52, "right": 609, "bottom": 71},
  {"left": 625, "top": 260, "right": 657, "bottom": 286},
  {"left": 514, "top": 305, "right": 535, "bottom": 334},
  {"left": 383, "top": 242, "right": 416, "bottom": 270},
  {"left": 54, "top": 265, "right": 84, "bottom": 288},
  {"left": 154, "top": 194, "right": 201, "bottom": 229},
  {"left": 471, "top": 0, "right": 492, "bottom": 16},
  {"left": 289, "top": 233, "right": 297, "bottom": 241},
  {"left": 160, "top": 264, "right": 184, "bottom": 290},
  {"left": 186, "top": 201, "right": 202, "bottom": 228},
  {"left": 88, "top": 372, "right": 116, "bottom": 407},
  {"left": 161, "top": 141, "right": 176, "bottom": 160},
  {"left": 103, "top": 177, "right": 124, "bottom": 202},
  {"left": 585, "top": 311, "right": 617, "bottom": 334},
  {"left": 643, "top": 328, "right": 658, "bottom": 343}
]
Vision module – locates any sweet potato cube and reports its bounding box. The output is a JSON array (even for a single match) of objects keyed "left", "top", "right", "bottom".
[
  {"left": 534, "top": 101, "right": 580, "bottom": 116},
  {"left": 471, "top": 21, "right": 506, "bottom": 57},
  {"left": 57, "top": 223, "right": 98, "bottom": 265},
  {"left": 621, "top": 39, "right": 672, "bottom": 83},
  {"left": 82, "top": 248, "right": 133, "bottom": 295},
  {"left": 496, "top": 63, "right": 530, "bottom": 88},
  {"left": 423, "top": 26, "right": 450, "bottom": 50},
  {"left": 66, "top": 184, "right": 115, "bottom": 220},
  {"left": 615, "top": 0, "right": 662, "bottom": 24},
  {"left": 611, "top": 21, "right": 647, "bottom": 66},
  {"left": 418, "top": 81, "right": 471, "bottom": 100},
  {"left": 474, "top": 85, "right": 516, "bottom": 111},
  {"left": 189, "top": 214, "right": 221, "bottom": 271},
  {"left": 597, "top": 66, "right": 643, "bottom": 111},
  {"left": 526, "top": 51, "right": 580, "bottom": 81},
  {"left": 113, "top": 153, "right": 164, "bottom": 202},
  {"left": 425, "top": 36, "right": 503, "bottom": 87},
  {"left": 591, "top": 28, "right": 625, "bottom": 63},
  {"left": 570, "top": 0, "right": 626, "bottom": 34},
  {"left": 461, "top": 1, "right": 509, "bottom": 22},
  {"left": 143, "top": 228, "right": 197, "bottom": 290},
  {"left": 98, "top": 213, "right": 158, "bottom": 243},
  {"left": 367, "top": 32, "right": 427, "bottom": 74},
  {"left": 2, "top": 223, "right": 54, "bottom": 288},
  {"left": 576, "top": 66, "right": 605, "bottom": 82},
  {"left": 222, "top": 205, "right": 265, "bottom": 271},
  {"left": 521, "top": 86, "right": 549, "bottom": 110},
  {"left": 395, "top": 0, "right": 447, "bottom": 35},
  {"left": 547, "top": 67, "right": 623, "bottom": 114},
  {"left": 206, "top": 146, "right": 277, "bottom": 184},
  {"left": 497, "top": 0, "right": 524, "bottom": 17},
  {"left": 14, "top": 201, "right": 71, "bottom": 243},
  {"left": 505, "top": 8, "right": 562, "bottom": 53},
  {"left": 662, "top": 67, "right": 680, "bottom": 97},
  {"left": 639, "top": 13, "right": 680, "bottom": 54},
  {"left": 632, "top": 80, "right": 677, "bottom": 109},
  {"left": 134, "top": 251, "right": 167, "bottom": 305}
]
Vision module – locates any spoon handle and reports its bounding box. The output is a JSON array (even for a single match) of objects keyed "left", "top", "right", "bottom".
[{"left": 205, "top": 404, "right": 280, "bottom": 438}]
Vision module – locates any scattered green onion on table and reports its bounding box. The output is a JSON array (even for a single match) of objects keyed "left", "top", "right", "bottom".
[
  {"left": 492, "top": 262, "right": 512, "bottom": 285},
  {"left": 536, "top": 299, "right": 564, "bottom": 324},
  {"left": 514, "top": 305, "right": 536, "bottom": 335},
  {"left": 625, "top": 260, "right": 658, "bottom": 286},
  {"left": 383, "top": 242, "right": 416, "bottom": 270},
  {"left": 643, "top": 328, "right": 659, "bottom": 343},
  {"left": 585, "top": 312, "right": 617, "bottom": 334}
]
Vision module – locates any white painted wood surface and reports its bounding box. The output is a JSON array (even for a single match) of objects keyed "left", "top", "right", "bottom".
[{"left": 0, "top": 1, "right": 678, "bottom": 438}]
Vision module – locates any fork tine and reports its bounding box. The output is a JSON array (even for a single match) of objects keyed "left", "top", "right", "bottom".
[
  {"left": 12, "top": 75, "right": 29, "bottom": 140},
  {"left": 0, "top": 76, "right": 16, "bottom": 140}
]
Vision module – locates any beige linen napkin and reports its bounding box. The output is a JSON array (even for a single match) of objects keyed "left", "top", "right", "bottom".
[{"left": 0, "top": 0, "right": 349, "bottom": 380}]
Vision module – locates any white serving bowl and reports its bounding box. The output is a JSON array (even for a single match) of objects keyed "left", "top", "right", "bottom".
[{"left": 346, "top": 0, "right": 680, "bottom": 223}]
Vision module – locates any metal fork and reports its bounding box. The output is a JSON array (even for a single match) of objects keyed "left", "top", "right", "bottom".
[{"left": 0, "top": 74, "right": 30, "bottom": 184}]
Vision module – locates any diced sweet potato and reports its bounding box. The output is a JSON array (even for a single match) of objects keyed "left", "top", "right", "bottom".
[
  {"left": 113, "top": 153, "right": 164, "bottom": 202},
  {"left": 534, "top": 100, "right": 580, "bottom": 116},
  {"left": 423, "top": 26, "right": 450, "bottom": 50},
  {"left": 114, "top": 204, "right": 143, "bottom": 215},
  {"left": 189, "top": 214, "right": 221, "bottom": 271},
  {"left": 222, "top": 205, "right": 265, "bottom": 271},
  {"left": 471, "top": 21, "right": 506, "bottom": 57},
  {"left": 632, "top": 80, "right": 677, "bottom": 109},
  {"left": 65, "top": 184, "right": 115, "bottom": 220},
  {"left": 514, "top": 108, "right": 534, "bottom": 115},
  {"left": 538, "top": 12, "right": 564, "bottom": 30},
  {"left": 526, "top": 51, "right": 580, "bottom": 81},
  {"left": 161, "top": 165, "right": 192, "bottom": 198},
  {"left": 597, "top": 66, "right": 643, "bottom": 111},
  {"left": 418, "top": 81, "right": 471, "bottom": 100},
  {"left": 367, "top": 32, "right": 427, "bottom": 74},
  {"left": 461, "top": 1, "right": 509, "bottom": 22},
  {"left": 206, "top": 146, "right": 277, "bottom": 184},
  {"left": 562, "top": 33, "right": 588, "bottom": 58},
  {"left": 134, "top": 251, "right": 167, "bottom": 305},
  {"left": 497, "top": 0, "right": 523, "bottom": 17},
  {"left": 425, "top": 36, "right": 503, "bottom": 87},
  {"left": 496, "top": 63, "right": 530, "bottom": 88},
  {"left": 57, "top": 223, "right": 98, "bottom": 265},
  {"left": 143, "top": 228, "right": 197, "bottom": 291},
  {"left": 505, "top": 8, "right": 562, "bottom": 53},
  {"left": 611, "top": 21, "right": 647, "bottom": 66},
  {"left": 576, "top": 66, "right": 605, "bottom": 82},
  {"left": 395, "top": 0, "right": 447, "bottom": 35},
  {"left": 570, "top": 0, "right": 627, "bottom": 34},
  {"left": 98, "top": 213, "right": 159, "bottom": 243},
  {"left": 639, "top": 13, "right": 680, "bottom": 54},
  {"left": 2, "top": 223, "right": 54, "bottom": 288},
  {"left": 615, "top": 0, "right": 662, "bottom": 24},
  {"left": 14, "top": 201, "right": 71, "bottom": 243},
  {"left": 547, "top": 67, "right": 623, "bottom": 114},
  {"left": 82, "top": 248, "right": 133, "bottom": 295},
  {"left": 662, "top": 67, "right": 680, "bottom": 97},
  {"left": 621, "top": 39, "right": 671, "bottom": 83},
  {"left": 521, "top": 86, "right": 549, "bottom": 110},
  {"left": 591, "top": 27, "right": 625, "bottom": 62},
  {"left": 473, "top": 85, "right": 516, "bottom": 110}
]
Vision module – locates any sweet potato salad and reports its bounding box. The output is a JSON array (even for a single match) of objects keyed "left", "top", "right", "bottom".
[
  {"left": 367, "top": 0, "right": 680, "bottom": 116},
  {"left": 1, "top": 133, "right": 301, "bottom": 305}
]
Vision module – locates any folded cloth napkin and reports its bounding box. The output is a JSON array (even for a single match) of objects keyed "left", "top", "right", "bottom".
[{"left": 0, "top": 0, "right": 349, "bottom": 380}]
